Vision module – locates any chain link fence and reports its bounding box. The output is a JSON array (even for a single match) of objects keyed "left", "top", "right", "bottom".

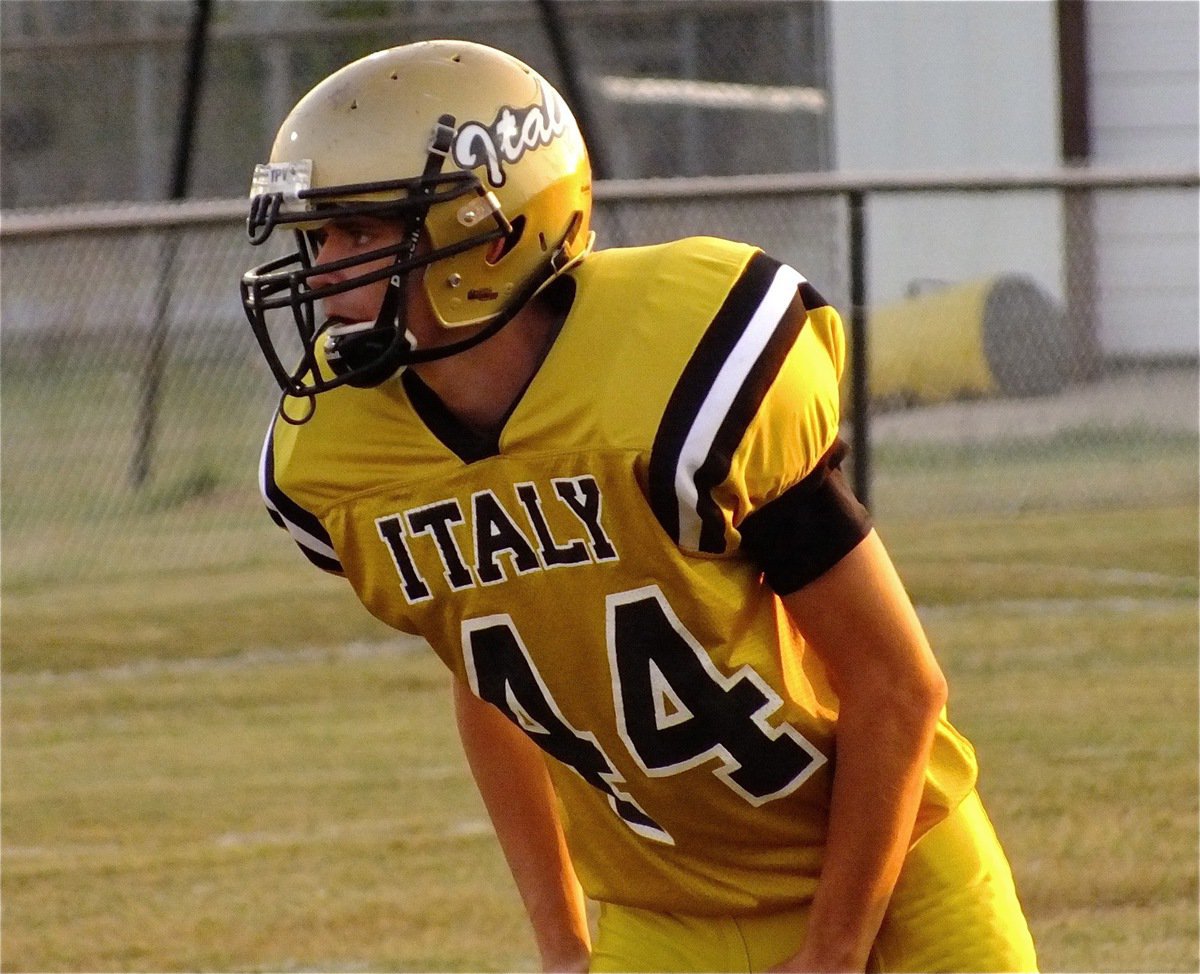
[
  {"left": 0, "top": 0, "right": 827, "bottom": 207},
  {"left": 2, "top": 175, "right": 1196, "bottom": 589},
  {"left": 0, "top": 0, "right": 1195, "bottom": 592}
]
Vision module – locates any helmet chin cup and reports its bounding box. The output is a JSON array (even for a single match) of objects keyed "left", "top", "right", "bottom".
[{"left": 323, "top": 319, "right": 412, "bottom": 388}]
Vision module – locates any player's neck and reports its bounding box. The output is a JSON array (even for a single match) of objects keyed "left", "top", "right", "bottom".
[{"left": 410, "top": 297, "right": 562, "bottom": 435}]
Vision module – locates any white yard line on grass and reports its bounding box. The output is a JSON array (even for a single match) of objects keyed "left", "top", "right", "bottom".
[{"left": 7, "top": 637, "right": 427, "bottom": 687}]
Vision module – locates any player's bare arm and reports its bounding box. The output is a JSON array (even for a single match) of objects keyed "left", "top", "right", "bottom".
[
  {"left": 453, "top": 679, "right": 591, "bottom": 972},
  {"left": 773, "top": 530, "right": 947, "bottom": 972}
]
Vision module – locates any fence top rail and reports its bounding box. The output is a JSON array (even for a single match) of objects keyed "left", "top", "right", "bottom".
[
  {"left": 0, "top": 198, "right": 247, "bottom": 238},
  {"left": 596, "top": 165, "right": 1200, "bottom": 200},
  {"left": 2, "top": 165, "right": 1197, "bottom": 238}
]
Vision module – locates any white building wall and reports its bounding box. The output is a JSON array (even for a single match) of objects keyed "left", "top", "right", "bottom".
[
  {"left": 827, "top": 1, "right": 1064, "bottom": 306},
  {"left": 1087, "top": 0, "right": 1199, "bottom": 358}
]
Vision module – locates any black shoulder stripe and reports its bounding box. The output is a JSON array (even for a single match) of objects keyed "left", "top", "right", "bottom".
[
  {"left": 259, "top": 421, "right": 327, "bottom": 540},
  {"left": 259, "top": 419, "right": 343, "bottom": 573},
  {"left": 799, "top": 281, "right": 829, "bottom": 311},
  {"left": 294, "top": 541, "right": 345, "bottom": 575},
  {"left": 692, "top": 291, "right": 809, "bottom": 553},
  {"left": 648, "top": 251, "right": 781, "bottom": 544},
  {"left": 648, "top": 253, "right": 809, "bottom": 553}
]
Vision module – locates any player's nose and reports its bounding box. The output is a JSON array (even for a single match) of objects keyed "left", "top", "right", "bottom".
[{"left": 307, "top": 237, "right": 349, "bottom": 292}]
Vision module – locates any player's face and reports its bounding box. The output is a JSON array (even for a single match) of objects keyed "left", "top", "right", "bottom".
[
  {"left": 306, "top": 216, "right": 441, "bottom": 344},
  {"left": 307, "top": 216, "right": 406, "bottom": 319}
]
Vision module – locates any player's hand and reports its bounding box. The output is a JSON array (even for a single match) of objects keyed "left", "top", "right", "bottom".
[{"left": 768, "top": 934, "right": 869, "bottom": 974}]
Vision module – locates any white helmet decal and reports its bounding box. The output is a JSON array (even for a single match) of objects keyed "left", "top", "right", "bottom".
[{"left": 452, "top": 79, "right": 571, "bottom": 187}]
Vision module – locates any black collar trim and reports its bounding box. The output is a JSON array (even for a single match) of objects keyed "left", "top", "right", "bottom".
[
  {"left": 399, "top": 277, "right": 577, "bottom": 465},
  {"left": 401, "top": 369, "right": 501, "bottom": 464}
]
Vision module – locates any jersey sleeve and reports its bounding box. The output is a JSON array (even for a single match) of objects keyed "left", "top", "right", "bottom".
[
  {"left": 646, "top": 252, "right": 869, "bottom": 587},
  {"left": 258, "top": 417, "right": 345, "bottom": 574}
]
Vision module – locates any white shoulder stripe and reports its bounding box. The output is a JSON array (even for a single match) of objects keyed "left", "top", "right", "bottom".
[
  {"left": 257, "top": 421, "right": 276, "bottom": 511},
  {"left": 674, "top": 265, "right": 805, "bottom": 550},
  {"left": 274, "top": 507, "right": 341, "bottom": 563},
  {"left": 258, "top": 422, "right": 342, "bottom": 566}
]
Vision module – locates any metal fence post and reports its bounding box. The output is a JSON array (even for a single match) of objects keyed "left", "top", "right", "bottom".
[
  {"left": 132, "top": 0, "right": 211, "bottom": 489},
  {"left": 847, "top": 189, "right": 871, "bottom": 508}
]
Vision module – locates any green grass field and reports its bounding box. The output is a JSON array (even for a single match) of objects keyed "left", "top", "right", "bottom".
[{"left": 3, "top": 396, "right": 1198, "bottom": 970}]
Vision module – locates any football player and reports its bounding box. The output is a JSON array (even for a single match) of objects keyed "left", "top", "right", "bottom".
[{"left": 241, "top": 39, "right": 1037, "bottom": 973}]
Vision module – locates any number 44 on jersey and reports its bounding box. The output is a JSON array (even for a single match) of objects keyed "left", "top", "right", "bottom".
[{"left": 463, "top": 585, "right": 828, "bottom": 845}]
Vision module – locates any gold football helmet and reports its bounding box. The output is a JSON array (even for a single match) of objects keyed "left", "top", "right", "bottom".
[{"left": 241, "top": 40, "right": 593, "bottom": 401}]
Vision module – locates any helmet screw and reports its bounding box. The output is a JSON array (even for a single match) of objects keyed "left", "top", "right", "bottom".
[{"left": 447, "top": 273, "right": 463, "bottom": 288}]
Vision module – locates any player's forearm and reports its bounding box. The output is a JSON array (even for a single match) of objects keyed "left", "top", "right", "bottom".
[
  {"left": 452, "top": 679, "right": 591, "bottom": 971},
  {"left": 782, "top": 678, "right": 945, "bottom": 972},
  {"left": 776, "top": 530, "right": 949, "bottom": 971}
]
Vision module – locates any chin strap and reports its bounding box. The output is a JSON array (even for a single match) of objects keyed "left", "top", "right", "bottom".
[{"left": 323, "top": 114, "right": 459, "bottom": 389}]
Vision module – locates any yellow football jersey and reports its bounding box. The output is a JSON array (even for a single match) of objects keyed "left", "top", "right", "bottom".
[{"left": 260, "top": 236, "right": 978, "bottom": 916}]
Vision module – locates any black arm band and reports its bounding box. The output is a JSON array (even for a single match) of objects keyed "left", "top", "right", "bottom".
[{"left": 738, "top": 441, "right": 873, "bottom": 594}]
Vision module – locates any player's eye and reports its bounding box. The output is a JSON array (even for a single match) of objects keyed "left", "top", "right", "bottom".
[{"left": 331, "top": 221, "right": 382, "bottom": 249}]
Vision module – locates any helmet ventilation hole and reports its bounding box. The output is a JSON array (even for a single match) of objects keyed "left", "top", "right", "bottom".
[{"left": 487, "top": 215, "right": 525, "bottom": 265}]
